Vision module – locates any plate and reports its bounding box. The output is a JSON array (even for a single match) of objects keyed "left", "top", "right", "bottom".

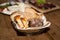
[
  {"left": 0, "top": 2, "right": 30, "bottom": 15},
  {"left": 10, "top": 13, "right": 51, "bottom": 30},
  {"left": 29, "top": 2, "right": 60, "bottom": 13}
]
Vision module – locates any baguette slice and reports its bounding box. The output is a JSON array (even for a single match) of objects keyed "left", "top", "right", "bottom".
[
  {"left": 14, "top": 15, "right": 24, "bottom": 28},
  {"left": 21, "top": 18, "right": 28, "bottom": 29}
]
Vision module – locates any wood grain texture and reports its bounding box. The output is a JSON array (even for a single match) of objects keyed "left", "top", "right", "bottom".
[
  {"left": 0, "top": 0, "right": 8, "bottom": 4},
  {"left": 0, "top": 0, "right": 60, "bottom": 40}
]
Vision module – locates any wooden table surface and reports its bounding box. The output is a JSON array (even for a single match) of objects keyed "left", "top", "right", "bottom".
[{"left": 0, "top": 0, "right": 60, "bottom": 40}]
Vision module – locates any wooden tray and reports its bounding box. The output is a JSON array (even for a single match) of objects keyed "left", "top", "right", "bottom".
[{"left": 29, "top": 3, "right": 60, "bottom": 13}]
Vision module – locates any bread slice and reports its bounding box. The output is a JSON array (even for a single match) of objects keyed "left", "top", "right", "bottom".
[
  {"left": 21, "top": 18, "right": 28, "bottom": 29},
  {"left": 14, "top": 15, "right": 28, "bottom": 29},
  {"left": 14, "top": 15, "right": 24, "bottom": 28}
]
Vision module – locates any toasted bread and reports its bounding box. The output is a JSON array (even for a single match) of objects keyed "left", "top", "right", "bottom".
[
  {"left": 14, "top": 15, "right": 24, "bottom": 28},
  {"left": 14, "top": 15, "right": 28, "bottom": 29}
]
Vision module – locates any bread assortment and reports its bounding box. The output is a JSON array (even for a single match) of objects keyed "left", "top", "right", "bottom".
[{"left": 11, "top": 7, "right": 44, "bottom": 29}]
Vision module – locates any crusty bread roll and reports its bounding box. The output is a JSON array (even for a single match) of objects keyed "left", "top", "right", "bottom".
[{"left": 23, "top": 8, "right": 38, "bottom": 20}]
